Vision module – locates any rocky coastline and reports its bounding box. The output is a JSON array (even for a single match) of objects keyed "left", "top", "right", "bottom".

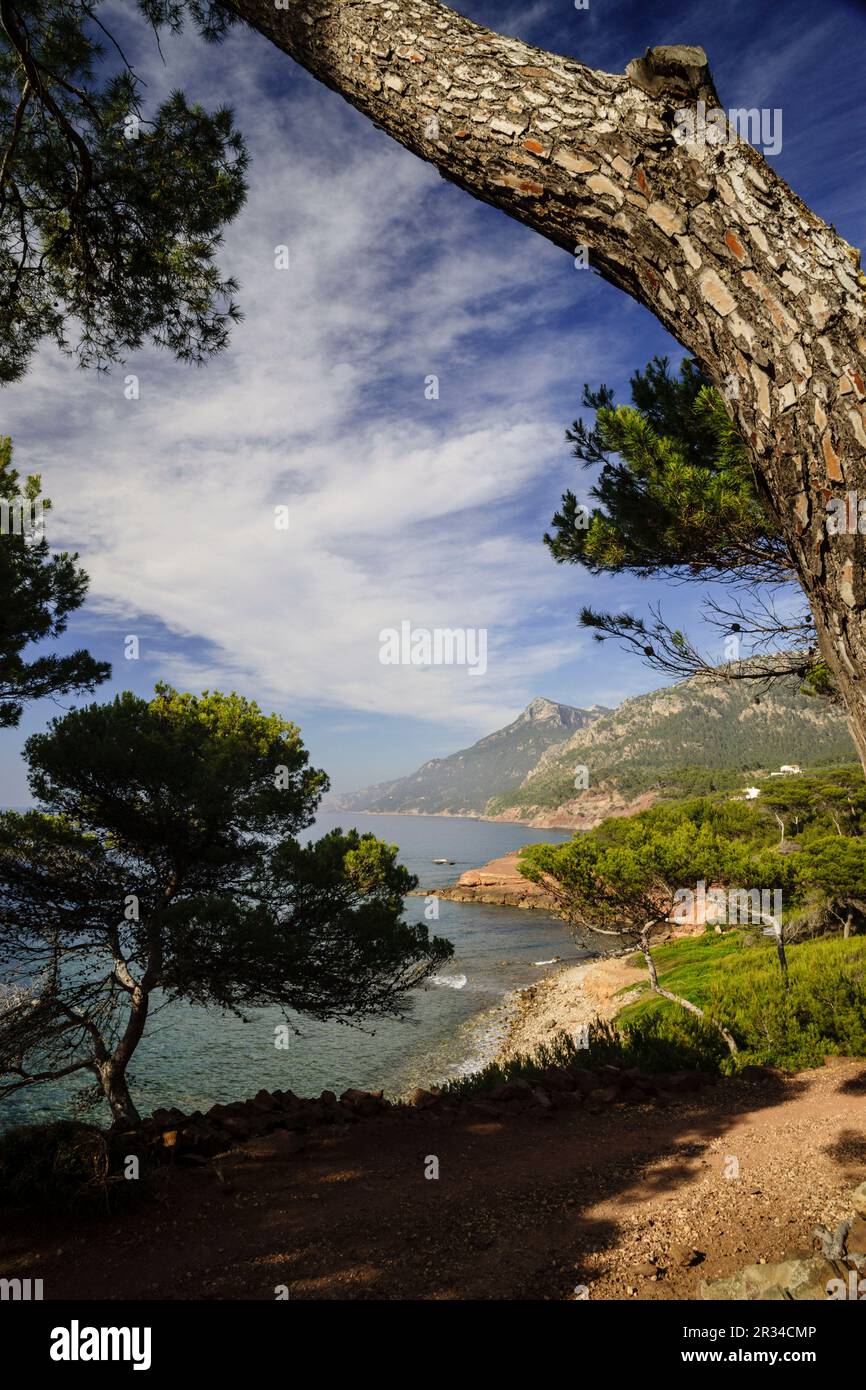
[
  {"left": 429, "top": 849, "right": 561, "bottom": 911},
  {"left": 492, "top": 952, "right": 646, "bottom": 1061}
]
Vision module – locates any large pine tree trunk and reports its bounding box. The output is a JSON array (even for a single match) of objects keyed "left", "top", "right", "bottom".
[{"left": 227, "top": 1, "right": 866, "bottom": 768}]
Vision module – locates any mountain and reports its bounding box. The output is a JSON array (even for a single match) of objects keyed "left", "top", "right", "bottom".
[
  {"left": 328, "top": 669, "right": 858, "bottom": 828},
  {"left": 486, "top": 669, "right": 856, "bottom": 826},
  {"left": 324, "top": 697, "right": 607, "bottom": 816}
]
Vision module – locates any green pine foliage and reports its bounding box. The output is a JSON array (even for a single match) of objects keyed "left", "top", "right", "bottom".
[
  {"left": 548, "top": 357, "right": 781, "bottom": 580},
  {"left": 547, "top": 358, "right": 778, "bottom": 581},
  {"left": 0, "top": 685, "right": 452, "bottom": 1123},
  {"left": 545, "top": 355, "right": 826, "bottom": 693},
  {"left": 0, "top": 2, "right": 247, "bottom": 382},
  {"left": 0, "top": 436, "right": 109, "bottom": 725}
]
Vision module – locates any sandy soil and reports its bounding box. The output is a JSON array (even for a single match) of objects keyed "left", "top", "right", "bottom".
[{"left": 1, "top": 1058, "right": 864, "bottom": 1302}]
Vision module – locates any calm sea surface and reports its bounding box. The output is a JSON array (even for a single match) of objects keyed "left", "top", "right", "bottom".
[{"left": 2, "top": 813, "right": 592, "bottom": 1129}]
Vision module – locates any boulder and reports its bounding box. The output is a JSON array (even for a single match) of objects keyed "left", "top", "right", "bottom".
[
  {"left": 541, "top": 1067, "right": 576, "bottom": 1092},
  {"left": 700, "top": 1258, "right": 838, "bottom": 1301},
  {"left": 586, "top": 1085, "right": 619, "bottom": 1111},
  {"left": 529, "top": 1087, "right": 552, "bottom": 1109},
  {"left": 594, "top": 1065, "right": 623, "bottom": 1084},
  {"left": 662, "top": 1071, "right": 704, "bottom": 1094},
  {"left": 669, "top": 1243, "right": 701, "bottom": 1268},
  {"left": 738, "top": 1064, "right": 776, "bottom": 1083},
  {"left": 252, "top": 1089, "right": 277, "bottom": 1110},
  {"left": 151, "top": 1106, "right": 186, "bottom": 1126},
  {"left": 621, "top": 1086, "right": 649, "bottom": 1105},
  {"left": 852, "top": 1182, "right": 866, "bottom": 1220},
  {"left": 277, "top": 1111, "right": 313, "bottom": 1132},
  {"left": 569, "top": 1069, "right": 599, "bottom": 1094},
  {"left": 466, "top": 1100, "right": 502, "bottom": 1119},
  {"left": 846, "top": 1216, "right": 866, "bottom": 1254},
  {"left": 178, "top": 1123, "right": 224, "bottom": 1157},
  {"left": 490, "top": 1079, "right": 532, "bottom": 1103},
  {"left": 550, "top": 1090, "right": 583, "bottom": 1111},
  {"left": 408, "top": 1087, "right": 440, "bottom": 1109},
  {"left": 221, "top": 1115, "right": 252, "bottom": 1141}
]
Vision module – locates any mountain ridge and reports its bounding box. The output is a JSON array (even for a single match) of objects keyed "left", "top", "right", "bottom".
[
  {"left": 326, "top": 670, "right": 858, "bottom": 828},
  {"left": 323, "top": 697, "right": 607, "bottom": 817}
]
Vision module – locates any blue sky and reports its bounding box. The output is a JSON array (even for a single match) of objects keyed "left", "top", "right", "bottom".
[{"left": 2, "top": 0, "right": 865, "bottom": 804}]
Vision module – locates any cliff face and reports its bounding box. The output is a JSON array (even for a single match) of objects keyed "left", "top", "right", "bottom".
[
  {"left": 486, "top": 671, "right": 854, "bottom": 827},
  {"left": 324, "top": 697, "right": 607, "bottom": 816},
  {"left": 328, "top": 670, "right": 855, "bottom": 829}
]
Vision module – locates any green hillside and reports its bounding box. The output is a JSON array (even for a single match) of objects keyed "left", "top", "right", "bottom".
[{"left": 487, "top": 671, "right": 855, "bottom": 816}]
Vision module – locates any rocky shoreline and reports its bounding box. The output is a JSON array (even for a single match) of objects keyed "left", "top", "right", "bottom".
[
  {"left": 429, "top": 849, "right": 561, "bottom": 911},
  {"left": 491, "top": 952, "right": 646, "bottom": 1062}
]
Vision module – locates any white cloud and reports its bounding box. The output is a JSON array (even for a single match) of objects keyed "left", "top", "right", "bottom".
[{"left": 3, "top": 12, "right": 629, "bottom": 737}]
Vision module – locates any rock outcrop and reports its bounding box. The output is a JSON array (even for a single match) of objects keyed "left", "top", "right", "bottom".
[
  {"left": 433, "top": 850, "right": 560, "bottom": 911},
  {"left": 118, "top": 1063, "right": 719, "bottom": 1165}
]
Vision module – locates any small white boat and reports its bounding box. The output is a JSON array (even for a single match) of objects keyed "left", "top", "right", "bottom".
[{"left": 432, "top": 857, "right": 454, "bottom": 864}]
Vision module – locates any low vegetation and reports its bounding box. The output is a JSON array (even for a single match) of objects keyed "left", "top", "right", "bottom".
[
  {"left": 0, "top": 1120, "right": 150, "bottom": 1213},
  {"left": 446, "top": 930, "right": 866, "bottom": 1102},
  {"left": 621, "top": 932, "right": 866, "bottom": 1071}
]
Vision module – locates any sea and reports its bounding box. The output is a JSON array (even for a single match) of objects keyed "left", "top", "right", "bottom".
[{"left": 1, "top": 813, "right": 595, "bottom": 1129}]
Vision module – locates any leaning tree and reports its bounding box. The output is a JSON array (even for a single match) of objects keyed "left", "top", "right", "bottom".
[
  {"left": 3, "top": 2, "right": 866, "bottom": 764},
  {"left": 205, "top": 3, "right": 866, "bottom": 765},
  {"left": 0, "top": 685, "right": 451, "bottom": 1125}
]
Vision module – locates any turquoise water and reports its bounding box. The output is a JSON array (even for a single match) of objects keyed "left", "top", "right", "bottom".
[{"left": 2, "top": 814, "right": 592, "bottom": 1129}]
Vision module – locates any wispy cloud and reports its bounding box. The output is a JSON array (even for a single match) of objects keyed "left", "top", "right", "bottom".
[{"left": 4, "top": 15, "right": 629, "bottom": 738}]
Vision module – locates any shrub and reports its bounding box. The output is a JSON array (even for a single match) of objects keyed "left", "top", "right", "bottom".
[
  {"left": 707, "top": 936, "right": 866, "bottom": 1069},
  {"left": 442, "top": 1011, "right": 727, "bottom": 1102},
  {"left": 0, "top": 1120, "right": 150, "bottom": 1212}
]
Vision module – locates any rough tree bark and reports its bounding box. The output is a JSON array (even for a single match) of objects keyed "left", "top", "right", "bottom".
[{"left": 225, "top": 1, "right": 866, "bottom": 766}]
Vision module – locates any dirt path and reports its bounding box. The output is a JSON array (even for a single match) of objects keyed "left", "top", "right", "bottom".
[{"left": 2, "top": 1060, "right": 863, "bottom": 1301}]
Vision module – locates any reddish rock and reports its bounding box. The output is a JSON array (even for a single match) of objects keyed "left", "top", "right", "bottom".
[
  {"left": 569, "top": 1069, "right": 599, "bottom": 1094},
  {"left": 408, "top": 1087, "right": 439, "bottom": 1109},
  {"left": 586, "top": 1086, "right": 619, "bottom": 1111}
]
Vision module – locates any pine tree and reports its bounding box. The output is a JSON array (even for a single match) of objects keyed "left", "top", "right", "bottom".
[
  {"left": 0, "top": 436, "right": 109, "bottom": 726},
  {"left": 0, "top": 685, "right": 452, "bottom": 1124},
  {"left": 547, "top": 357, "right": 829, "bottom": 693}
]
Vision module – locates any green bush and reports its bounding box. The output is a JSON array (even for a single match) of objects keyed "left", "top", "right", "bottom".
[
  {"left": 442, "top": 1011, "right": 726, "bottom": 1102},
  {"left": 707, "top": 936, "right": 866, "bottom": 1070},
  {"left": 0, "top": 1120, "right": 150, "bottom": 1212},
  {"left": 618, "top": 931, "right": 866, "bottom": 1072}
]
